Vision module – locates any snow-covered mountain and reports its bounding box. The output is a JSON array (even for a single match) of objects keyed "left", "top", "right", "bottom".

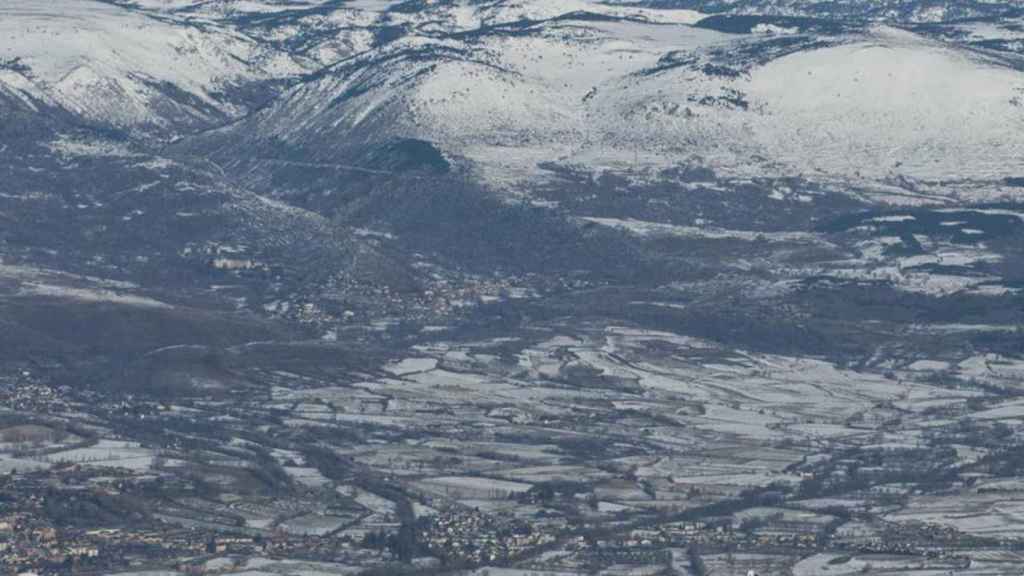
[
  {"left": 0, "top": 0, "right": 302, "bottom": 138},
  {"left": 163, "top": 0, "right": 1024, "bottom": 198},
  {"left": 2, "top": 0, "right": 1024, "bottom": 197}
]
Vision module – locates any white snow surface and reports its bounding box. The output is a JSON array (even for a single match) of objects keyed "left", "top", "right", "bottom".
[{"left": 746, "top": 27, "right": 1024, "bottom": 184}]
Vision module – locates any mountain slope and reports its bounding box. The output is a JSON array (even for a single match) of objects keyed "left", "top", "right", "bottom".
[
  {"left": 170, "top": 2, "right": 1024, "bottom": 199},
  {"left": 6, "top": 0, "right": 1021, "bottom": 198},
  {"left": 0, "top": 0, "right": 301, "bottom": 139}
]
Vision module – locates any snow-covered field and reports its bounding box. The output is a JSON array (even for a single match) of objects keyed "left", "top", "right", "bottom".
[
  {"left": 887, "top": 492, "right": 1024, "bottom": 538},
  {"left": 278, "top": 513, "right": 349, "bottom": 536},
  {"left": 416, "top": 475, "right": 533, "bottom": 498},
  {"left": 43, "top": 439, "right": 155, "bottom": 471}
]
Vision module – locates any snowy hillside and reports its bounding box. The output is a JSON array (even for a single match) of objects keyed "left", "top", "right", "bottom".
[
  {"left": 2, "top": 0, "right": 1023, "bottom": 197},
  {"left": 0, "top": 0, "right": 301, "bottom": 137},
  {"left": 158, "top": 0, "right": 1024, "bottom": 199}
]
